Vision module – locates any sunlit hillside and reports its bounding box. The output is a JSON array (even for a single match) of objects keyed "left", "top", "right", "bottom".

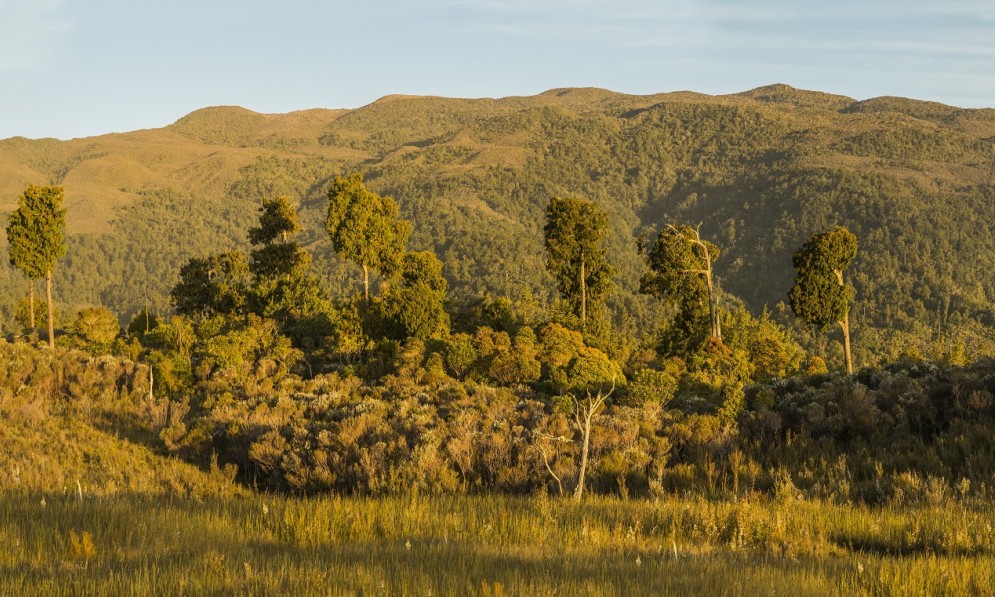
[{"left": 2, "top": 84, "right": 994, "bottom": 362}]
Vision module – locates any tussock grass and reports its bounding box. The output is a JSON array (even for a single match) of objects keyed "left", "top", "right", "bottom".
[{"left": 2, "top": 493, "right": 993, "bottom": 595}]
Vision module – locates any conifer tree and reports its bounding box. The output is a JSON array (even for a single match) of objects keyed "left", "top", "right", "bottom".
[
  {"left": 543, "top": 196, "right": 613, "bottom": 330},
  {"left": 6, "top": 185, "right": 66, "bottom": 348},
  {"left": 788, "top": 226, "right": 858, "bottom": 374}
]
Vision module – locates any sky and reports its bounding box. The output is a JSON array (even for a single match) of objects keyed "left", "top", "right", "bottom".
[{"left": 2, "top": 0, "right": 994, "bottom": 140}]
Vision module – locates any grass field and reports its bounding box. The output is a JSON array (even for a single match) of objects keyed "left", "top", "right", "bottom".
[{"left": 3, "top": 493, "right": 994, "bottom": 595}]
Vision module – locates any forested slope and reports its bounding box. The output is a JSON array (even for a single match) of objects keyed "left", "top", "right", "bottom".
[{"left": 2, "top": 84, "right": 994, "bottom": 362}]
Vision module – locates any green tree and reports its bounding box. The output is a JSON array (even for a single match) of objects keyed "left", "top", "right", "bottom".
[
  {"left": 127, "top": 308, "right": 161, "bottom": 339},
  {"left": 69, "top": 306, "right": 121, "bottom": 353},
  {"left": 5, "top": 185, "right": 67, "bottom": 348},
  {"left": 379, "top": 251, "right": 450, "bottom": 341},
  {"left": 543, "top": 196, "right": 614, "bottom": 331},
  {"left": 248, "top": 196, "right": 310, "bottom": 281},
  {"left": 248, "top": 195, "right": 300, "bottom": 245},
  {"left": 788, "top": 226, "right": 858, "bottom": 374},
  {"left": 170, "top": 252, "right": 251, "bottom": 318},
  {"left": 326, "top": 173, "right": 411, "bottom": 304},
  {"left": 640, "top": 224, "right": 721, "bottom": 355},
  {"left": 247, "top": 196, "right": 332, "bottom": 342}
]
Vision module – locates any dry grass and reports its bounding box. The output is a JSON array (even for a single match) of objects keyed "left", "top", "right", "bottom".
[{"left": 1, "top": 493, "right": 993, "bottom": 595}]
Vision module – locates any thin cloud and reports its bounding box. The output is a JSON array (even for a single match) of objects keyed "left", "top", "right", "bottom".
[{"left": 0, "top": 0, "right": 72, "bottom": 72}]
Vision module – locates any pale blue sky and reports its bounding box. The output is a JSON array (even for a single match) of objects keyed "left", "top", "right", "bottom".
[{"left": 2, "top": 0, "right": 994, "bottom": 140}]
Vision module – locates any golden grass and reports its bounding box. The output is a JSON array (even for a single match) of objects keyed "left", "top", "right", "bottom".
[{"left": 1, "top": 493, "right": 993, "bottom": 595}]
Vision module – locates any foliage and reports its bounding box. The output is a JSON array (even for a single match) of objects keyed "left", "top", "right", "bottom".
[
  {"left": 788, "top": 226, "right": 857, "bottom": 330},
  {"left": 325, "top": 173, "right": 412, "bottom": 299},
  {"left": 248, "top": 195, "right": 301, "bottom": 245},
  {"left": 170, "top": 251, "right": 251, "bottom": 318},
  {"left": 543, "top": 196, "right": 614, "bottom": 328},
  {"left": 640, "top": 224, "right": 721, "bottom": 357},
  {"left": 5, "top": 185, "right": 67, "bottom": 281},
  {"left": 6, "top": 184, "right": 67, "bottom": 346},
  {"left": 788, "top": 226, "right": 858, "bottom": 372},
  {"left": 377, "top": 251, "right": 450, "bottom": 341},
  {"left": 68, "top": 306, "right": 121, "bottom": 353}
]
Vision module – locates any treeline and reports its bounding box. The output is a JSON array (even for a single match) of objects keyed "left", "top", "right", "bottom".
[
  {"left": 3, "top": 173, "right": 992, "bottom": 504},
  {"left": 4, "top": 88, "right": 995, "bottom": 370}
]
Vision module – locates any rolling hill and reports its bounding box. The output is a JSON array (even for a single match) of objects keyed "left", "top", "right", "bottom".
[{"left": 2, "top": 84, "right": 994, "bottom": 363}]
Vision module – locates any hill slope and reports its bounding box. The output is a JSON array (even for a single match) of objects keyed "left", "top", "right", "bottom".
[{"left": 1, "top": 85, "right": 994, "bottom": 361}]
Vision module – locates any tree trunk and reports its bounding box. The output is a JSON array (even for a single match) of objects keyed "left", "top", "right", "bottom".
[
  {"left": 574, "top": 412, "right": 591, "bottom": 502},
  {"left": 580, "top": 253, "right": 587, "bottom": 328},
  {"left": 29, "top": 279, "right": 36, "bottom": 331},
  {"left": 571, "top": 386, "right": 613, "bottom": 502},
  {"left": 705, "top": 263, "right": 720, "bottom": 341},
  {"left": 833, "top": 268, "right": 853, "bottom": 374},
  {"left": 362, "top": 263, "right": 370, "bottom": 306},
  {"left": 45, "top": 270, "right": 55, "bottom": 350},
  {"left": 839, "top": 313, "right": 853, "bottom": 374}
]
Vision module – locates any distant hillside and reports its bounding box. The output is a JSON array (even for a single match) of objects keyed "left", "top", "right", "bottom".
[{"left": 1, "top": 84, "right": 994, "bottom": 362}]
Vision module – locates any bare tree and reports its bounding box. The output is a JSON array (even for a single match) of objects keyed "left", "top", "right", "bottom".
[
  {"left": 571, "top": 380, "right": 615, "bottom": 501},
  {"left": 534, "top": 430, "right": 570, "bottom": 497}
]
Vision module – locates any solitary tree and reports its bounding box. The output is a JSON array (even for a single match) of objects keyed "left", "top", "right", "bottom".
[
  {"left": 6, "top": 185, "right": 66, "bottom": 348},
  {"left": 543, "top": 196, "right": 613, "bottom": 330},
  {"left": 788, "top": 226, "right": 858, "bottom": 374},
  {"left": 326, "top": 173, "right": 411, "bottom": 305}
]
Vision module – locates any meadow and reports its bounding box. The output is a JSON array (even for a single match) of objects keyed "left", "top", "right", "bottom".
[{"left": 3, "top": 492, "right": 994, "bottom": 595}]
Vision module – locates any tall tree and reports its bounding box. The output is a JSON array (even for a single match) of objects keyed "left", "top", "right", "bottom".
[
  {"left": 6, "top": 185, "right": 66, "bottom": 348},
  {"left": 788, "top": 226, "right": 858, "bottom": 374},
  {"left": 249, "top": 195, "right": 300, "bottom": 245},
  {"left": 543, "top": 196, "right": 614, "bottom": 330},
  {"left": 640, "top": 223, "right": 721, "bottom": 357},
  {"left": 248, "top": 196, "right": 309, "bottom": 282},
  {"left": 326, "top": 173, "right": 411, "bottom": 304},
  {"left": 7, "top": 206, "right": 41, "bottom": 332},
  {"left": 248, "top": 196, "right": 335, "bottom": 348}
]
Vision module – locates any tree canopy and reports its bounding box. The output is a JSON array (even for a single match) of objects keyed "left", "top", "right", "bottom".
[
  {"left": 326, "top": 173, "right": 411, "bottom": 303},
  {"left": 543, "top": 196, "right": 614, "bottom": 331},
  {"left": 6, "top": 184, "right": 67, "bottom": 347},
  {"left": 788, "top": 226, "right": 858, "bottom": 372},
  {"left": 640, "top": 224, "right": 721, "bottom": 357}
]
